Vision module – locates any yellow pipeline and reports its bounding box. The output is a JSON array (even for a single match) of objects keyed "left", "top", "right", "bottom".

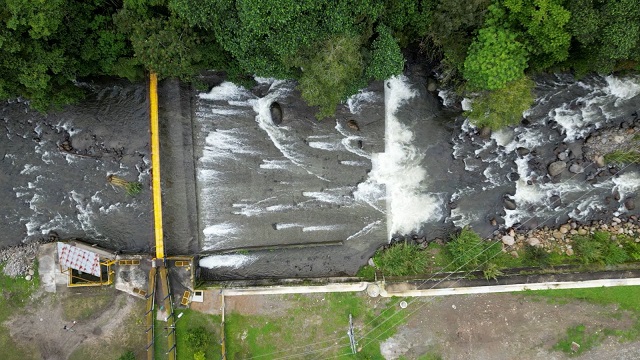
[{"left": 150, "top": 73, "right": 164, "bottom": 259}]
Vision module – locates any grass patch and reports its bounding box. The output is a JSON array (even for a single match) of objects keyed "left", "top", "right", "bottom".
[
  {"left": 62, "top": 287, "right": 116, "bottom": 321},
  {"left": 0, "top": 264, "right": 40, "bottom": 360},
  {"left": 373, "top": 242, "right": 430, "bottom": 276},
  {"left": 175, "top": 309, "right": 221, "bottom": 360},
  {"left": 225, "top": 293, "right": 406, "bottom": 360},
  {"left": 604, "top": 150, "right": 640, "bottom": 165},
  {"left": 107, "top": 175, "right": 143, "bottom": 196},
  {"left": 527, "top": 286, "right": 640, "bottom": 355},
  {"left": 355, "top": 265, "right": 376, "bottom": 280},
  {"left": 554, "top": 324, "right": 603, "bottom": 356}
]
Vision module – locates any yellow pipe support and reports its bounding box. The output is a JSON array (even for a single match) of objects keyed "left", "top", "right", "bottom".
[{"left": 150, "top": 73, "right": 165, "bottom": 259}]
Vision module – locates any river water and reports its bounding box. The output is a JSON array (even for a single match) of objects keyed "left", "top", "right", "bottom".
[
  {"left": 0, "top": 73, "right": 638, "bottom": 278},
  {"left": 0, "top": 82, "right": 152, "bottom": 253}
]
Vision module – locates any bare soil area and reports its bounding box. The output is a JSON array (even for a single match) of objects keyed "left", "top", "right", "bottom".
[
  {"left": 5, "top": 286, "right": 145, "bottom": 360},
  {"left": 223, "top": 291, "right": 640, "bottom": 360}
]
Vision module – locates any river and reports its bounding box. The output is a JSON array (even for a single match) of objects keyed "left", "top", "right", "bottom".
[{"left": 1, "top": 73, "right": 638, "bottom": 278}]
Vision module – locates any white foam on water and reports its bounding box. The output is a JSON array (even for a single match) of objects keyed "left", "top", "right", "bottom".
[
  {"left": 303, "top": 187, "right": 354, "bottom": 206},
  {"left": 605, "top": 76, "right": 640, "bottom": 101},
  {"left": 57, "top": 121, "right": 81, "bottom": 136},
  {"left": 346, "top": 220, "right": 382, "bottom": 241},
  {"left": 198, "top": 82, "right": 253, "bottom": 101},
  {"left": 503, "top": 179, "right": 597, "bottom": 227},
  {"left": 207, "top": 107, "right": 248, "bottom": 116},
  {"left": 450, "top": 207, "right": 480, "bottom": 228},
  {"left": 358, "top": 75, "right": 444, "bottom": 238},
  {"left": 461, "top": 98, "right": 473, "bottom": 111},
  {"left": 274, "top": 223, "right": 303, "bottom": 230},
  {"left": 335, "top": 122, "right": 370, "bottom": 159},
  {"left": 347, "top": 90, "right": 380, "bottom": 114},
  {"left": 197, "top": 169, "right": 222, "bottom": 182},
  {"left": 199, "top": 254, "right": 257, "bottom": 269},
  {"left": 613, "top": 172, "right": 640, "bottom": 212},
  {"left": 547, "top": 75, "right": 640, "bottom": 141},
  {"left": 251, "top": 81, "right": 329, "bottom": 181},
  {"left": 20, "top": 164, "right": 40, "bottom": 175},
  {"left": 203, "top": 129, "right": 257, "bottom": 159},
  {"left": 203, "top": 222, "right": 238, "bottom": 237},
  {"left": 568, "top": 195, "right": 606, "bottom": 220},
  {"left": 308, "top": 141, "right": 342, "bottom": 151},
  {"left": 69, "top": 191, "right": 101, "bottom": 236},
  {"left": 302, "top": 225, "right": 344, "bottom": 232},
  {"left": 99, "top": 204, "right": 121, "bottom": 214},
  {"left": 438, "top": 89, "right": 457, "bottom": 108},
  {"left": 340, "top": 160, "right": 367, "bottom": 167},
  {"left": 259, "top": 159, "right": 291, "bottom": 170}
]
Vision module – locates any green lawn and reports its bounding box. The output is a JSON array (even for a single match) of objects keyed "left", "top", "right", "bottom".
[
  {"left": 174, "top": 309, "right": 221, "bottom": 360},
  {"left": 0, "top": 264, "right": 40, "bottom": 360},
  {"left": 225, "top": 293, "right": 406, "bottom": 360}
]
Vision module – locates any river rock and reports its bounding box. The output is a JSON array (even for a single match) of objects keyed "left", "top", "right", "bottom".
[
  {"left": 578, "top": 228, "right": 588, "bottom": 236},
  {"left": 566, "top": 248, "right": 574, "bottom": 256},
  {"left": 501, "top": 235, "right": 515, "bottom": 246},
  {"left": 427, "top": 79, "right": 438, "bottom": 92},
  {"left": 612, "top": 217, "right": 621, "bottom": 224},
  {"left": 479, "top": 127, "right": 491, "bottom": 139},
  {"left": 548, "top": 161, "right": 566, "bottom": 176},
  {"left": 553, "top": 231, "right": 564, "bottom": 240},
  {"left": 569, "top": 164, "right": 584, "bottom": 174},
  {"left": 516, "top": 147, "right": 530, "bottom": 156},
  {"left": 558, "top": 152, "right": 568, "bottom": 161},
  {"left": 626, "top": 199, "right": 636, "bottom": 210},
  {"left": 527, "top": 237, "right": 541, "bottom": 247},
  {"left": 269, "top": 102, "right": 283, "bottom": 125},
  {"left": 508, "top": 172, "right": 520, "bottom": 181},
  {"left": 594, "top": 155, "right": 605, "bottom": 167},
  {"left": 504, "top": 198, "right": 517, "bottom": 210},
  {"left": 25, "top": 275, "right": 32, "bottom": 281},
  {"left": 550, "top": 195, "right": 561, "bottom": 207}
]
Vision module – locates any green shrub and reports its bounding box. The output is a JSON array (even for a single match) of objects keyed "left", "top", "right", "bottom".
[
  {"left": 193, "top": 350, "right": 206, "bottom": 360},
  {"left": 186, "top": 326, "right": 209, "bottom": 349},
  {"left": 117, "top": 351, "right": 136, "bottom": 360},
  {"left": 464, "top": 76, "right": 535, "bottom": 130},
  {"left": 603, "top": 241, "right": 629, "bottom": 265},
  {"left": 523, "top": 245, "right": 551, "bottom": 267},
  {"left": 373, "top": 242, "right": 429, "bottom": 276},
  {"left": 446, "top": 228, "right": 502, "bottom": 272},
  {"left": 574, "top": 236, "right": 604, "bottom": 264}
]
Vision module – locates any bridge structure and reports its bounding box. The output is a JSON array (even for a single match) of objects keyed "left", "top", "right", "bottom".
[{"left": 145, "top": 72, "right": 177, "bottom": 360}]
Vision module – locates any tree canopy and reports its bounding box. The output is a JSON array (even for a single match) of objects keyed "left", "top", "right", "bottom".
[{"left": 0, "top": 0, "right": 638, "bottom": 119}]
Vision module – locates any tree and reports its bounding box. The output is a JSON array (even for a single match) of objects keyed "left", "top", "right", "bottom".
[
  {"left": 464, "top": 76, "right": 534, "bottom": 130},
  {"left": 502, "top": 0, "right": 571, "bottom": 70},
  {"left": 297, "top": 35, "right": 365, "bottom": 119},
  {"left": 0, "top": 0, "right": 133, "bottom": 111},
  {"left": 463, "top": 24, "right": 528, "bottom": 90},
  {"left": 566, "top": 0, "right": 640, "bottom": 74},
  {"left": 366, "top": 25, "right": 405, "bottom": 81}
]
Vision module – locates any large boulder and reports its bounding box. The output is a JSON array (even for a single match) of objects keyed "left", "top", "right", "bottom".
[
  {"left": 548, "top": 161, "right": 567, "bottom": 177},
  {"left": 501, "top": 235, "right": 515, "bottom": 246},
  {"left": 269, "top": 102, "right": 283, "bottom": 125},
  {"left": 569, "top": 164, "right": 584, "bottom": 174}
]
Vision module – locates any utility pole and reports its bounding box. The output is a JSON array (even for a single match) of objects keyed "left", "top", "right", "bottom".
[{"left": 348, "top": 314, "right": 357, "bottom": 354}]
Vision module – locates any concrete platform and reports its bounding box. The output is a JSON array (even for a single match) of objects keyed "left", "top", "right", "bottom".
[
  {"left": 37, "top": 242, "right": 70, "bottom": 293},
  {"left": 114, "top": 255, "right": 152, "bottom": 299}
]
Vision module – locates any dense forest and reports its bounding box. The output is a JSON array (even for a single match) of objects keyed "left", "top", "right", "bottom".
[{"left": 1, "top": 0, "right": 639, "bottom": 123}]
